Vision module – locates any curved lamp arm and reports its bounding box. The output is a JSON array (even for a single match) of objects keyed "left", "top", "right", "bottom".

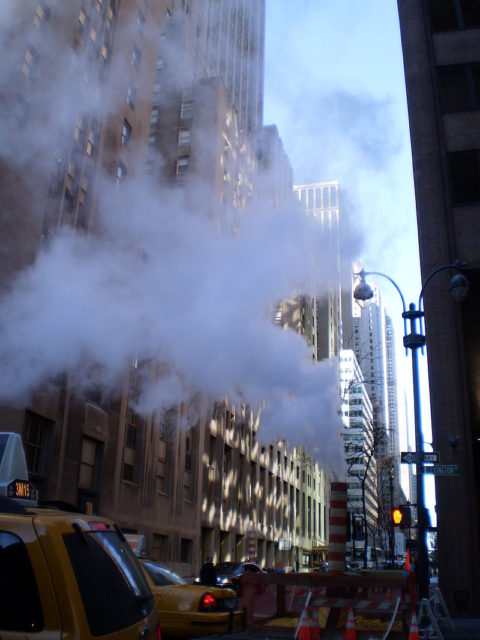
[
  {"left": 418, "top": 260, "right": 467, "bottom": 311},
  {"left": 354, "top": 269, "right": 408, "bottom": 341}
]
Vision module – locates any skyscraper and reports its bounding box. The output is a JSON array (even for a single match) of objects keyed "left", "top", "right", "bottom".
[
  {"left": 339, "top": 349, "right": 377, "bottom": 560},
  {"left": 397, "top": 0, "right": 480, "bottom": 614},
  {"left": 293, "top": 181, "right": 342, "bottom": 361}
]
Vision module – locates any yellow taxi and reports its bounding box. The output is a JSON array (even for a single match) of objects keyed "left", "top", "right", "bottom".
[
  {"left": 139, "top": 559, "right": 246, "bottom": 638},
  {"left": 0, "top": 432, "right": 159, "bottom": 640}
]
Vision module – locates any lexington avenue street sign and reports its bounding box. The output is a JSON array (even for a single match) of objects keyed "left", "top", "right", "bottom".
[
  {"left": 423, "top": 464, "right": 460, "bottom": 476},
  {"left": 401, "top": 451, "right": 440, "bottom": 464}
]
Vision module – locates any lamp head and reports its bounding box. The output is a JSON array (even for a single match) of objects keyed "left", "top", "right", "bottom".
[
  {"left": 353, "top": 270, "right": 375, "bottom": 302},
  {"left": 449, "top": 272, "right": 470, "bottom": 302}
]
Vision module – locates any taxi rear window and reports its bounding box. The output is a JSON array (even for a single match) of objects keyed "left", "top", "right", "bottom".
[
  {"left": 64, "top": 527, "right": 154, "bottom": 636},
  {"left": 0, "top": 531, "right": 43, "bottom": 632}
]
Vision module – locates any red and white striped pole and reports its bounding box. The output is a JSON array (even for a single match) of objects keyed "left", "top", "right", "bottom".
[
  {"left": 328, "top": 482, "right": 347, "bottom": 573},
  {"left": 247, "top": 527, "right": 257, "bottom": 561}
]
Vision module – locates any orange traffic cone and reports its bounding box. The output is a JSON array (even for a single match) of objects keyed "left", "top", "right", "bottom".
[
  {"left": 344, "top": 608, "right": 357, "bottom": 640},
  {"left": 297, "top": 605, "right": 312, "bottom": 640},
  {"left": 310, "top": 608, "right": 321, "bottom": 640},
  {"left": 408, "top": 612, "right": 419, "bottom": 640}
]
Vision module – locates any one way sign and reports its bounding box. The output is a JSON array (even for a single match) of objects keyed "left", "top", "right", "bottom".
[{"left": 401, "top": 451, "right": 440, "bottom": 464}]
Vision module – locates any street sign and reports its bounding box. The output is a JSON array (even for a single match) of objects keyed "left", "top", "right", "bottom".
[
  {"left": 401, "top": 451, "right": 440, "bottom": 464},
  {"left": 423, "top": 464, "right": 459, "bottom": 476}
]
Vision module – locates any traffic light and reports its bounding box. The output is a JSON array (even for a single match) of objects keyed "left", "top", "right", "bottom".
[
  {"left": 392, "top": 505, "right": 411, "bottom": 528},
  {"left": 392, "top": 507, "right": 403, "bottom": 526},
  {"left": 400, "top": 504, "right": 411, "bottom": 528}
]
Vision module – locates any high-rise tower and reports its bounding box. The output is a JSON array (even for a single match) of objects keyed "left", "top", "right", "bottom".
[{"left": 292, "top": 181, "right": 342, "bottom": 361}]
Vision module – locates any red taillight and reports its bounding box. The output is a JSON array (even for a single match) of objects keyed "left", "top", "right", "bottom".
[
  {"left": 156, "top": 622, "right": 162, "bottom": 640},
  {"left": 88, "top": 521, "right": 108, "bottom": 531},
  {"left": 199, "top": 592, "right": 218, "bottom": 611}
]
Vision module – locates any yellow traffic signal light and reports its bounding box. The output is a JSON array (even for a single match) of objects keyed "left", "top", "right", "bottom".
[
  {"left": 392, "top": 507, "right": 403, "bottom": 525},
  {"left": 392, "top": 505, "right": 412, "bottom": 527}
]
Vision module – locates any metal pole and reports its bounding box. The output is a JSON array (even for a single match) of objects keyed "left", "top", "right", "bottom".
[
  {"left": 390, "top": 473, "right": 395, "bottom": 565},
  {"left": 404, "top": 303, "right": 429, "bottom": 601}
]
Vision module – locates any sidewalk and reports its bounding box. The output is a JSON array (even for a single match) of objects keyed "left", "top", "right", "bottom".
[{"left": 442, "top": 617, "right": 480, "bottom": 640}]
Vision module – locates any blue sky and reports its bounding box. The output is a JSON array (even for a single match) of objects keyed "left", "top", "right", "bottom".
[{"left": 263, "top": 0, "right": 435, "bottom": 513}]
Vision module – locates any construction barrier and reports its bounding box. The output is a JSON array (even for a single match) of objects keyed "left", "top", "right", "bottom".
[{"left": 240, "top": 569, "right": 415, "bottom": 637}]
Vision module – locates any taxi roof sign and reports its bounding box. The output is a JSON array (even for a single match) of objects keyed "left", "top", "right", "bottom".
[{"left": 0, "top": 432, "right": 37, "bottom": 505}]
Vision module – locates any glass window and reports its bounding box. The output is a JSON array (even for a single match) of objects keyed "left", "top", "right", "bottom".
[
  {"left": 121, "top": 119, "right": 132, "bottom": 146},
  {"left": 22, "top": 46, "right": 38, "bottom": 78},
  {"left": 23, "top": 411, "right": 52, "bottom": 477},
  {"left": 142, "top": 561, "right": 185, "bottom": 585},
  {"left": 180, "top": 101, "right": 193, "bottom": 119},
  {"left": 428, "top": 0, "right": 460, "bottom": 30},
  {"left": 447, "top": 149, "right": 480, "bottom": 204},
  {"left": 64, "top": 528, "right": 154, "bottom": 636},
  {"left": 461, "top": 0, "right": 480, "bottom": 26},
  {"left": 0, "top": 531, "right": 43, "bottom": 631},
  {"left": 180, "top": 538, "right": 192, "bottom": 563},
  {"left": 79, "top": 437, "right": 101, "bottom": 490},
  {"left": 156, "top": 457, "right": 166, "bottom": 493},
  {"left": 131, "top": 45, "right": 141, "bottom": 70},
  {"left": 438, "top": 65, "right": 472, "bottom": 112},
  {"left": 472, "top": 63, "right": 480, "bottom": 106},
  {"left": 176, "top": 157, "right": 189, "bottom": 174},
  {"left": 126, "top": 85, "right": 136, "bottom": 109},
  {"left": 178, "top": 129, "right": 191, "bottom": 145},
  {"left": 34, "top": 3, "right": 50, "bottom": 27},
  {"left": 136, "top": 10, "right": 145, "bottom": 35},
  {"left": 116, "top": 162, "right": 127, "bottom": 185}
]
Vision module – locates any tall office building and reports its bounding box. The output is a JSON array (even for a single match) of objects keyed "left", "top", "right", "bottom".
[
  {"left": 351, "top": 283, "right": 389, "bottom": 451},
  {"left": 189, "top": 0, "right": 265, "bottom": 135},
  {"left": 292, "top": 181, "right": 342, "bottom": 361},
  {"left": 339, "top": 349, "right": 378, "bottom": 559},
  {"left": 348, "top": 276, "right": 404, "bottom": 549},
  {"left": 256, "top": 124, "right": 293, "bottom": 208},
  {"left": 397, "top": 0, "right": 480, "bottom": 614}
]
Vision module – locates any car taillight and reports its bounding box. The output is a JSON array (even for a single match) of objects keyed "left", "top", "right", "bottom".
[
  {"left": 88, "top": 521, "right": 108, "bottom": 531},
  {"left": 199, "top": 592, "right": 218, "bottom": 611},
  {"left": 156, "top": 622, "right": 162, "bottom": 640}
]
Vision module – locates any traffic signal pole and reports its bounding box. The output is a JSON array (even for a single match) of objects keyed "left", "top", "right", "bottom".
[
  {"left": 403, "top": 303, "right": 429, "bottom": 602},
  {"left": 354, "top": 264, "right": 469, "bottom": 606}
]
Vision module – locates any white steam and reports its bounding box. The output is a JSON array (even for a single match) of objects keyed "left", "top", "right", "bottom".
[{"left": 0, "top": 1, "right": 349, "bottom": 471}]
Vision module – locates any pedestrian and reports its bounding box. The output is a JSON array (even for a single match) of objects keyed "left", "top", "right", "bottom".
[{"left": 199, "top": 556, "right": 217, "bottom": 586}]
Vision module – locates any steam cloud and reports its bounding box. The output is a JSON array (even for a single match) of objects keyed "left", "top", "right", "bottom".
[{"left": 0, "top": 1, "right": 351, "bottom": 471}]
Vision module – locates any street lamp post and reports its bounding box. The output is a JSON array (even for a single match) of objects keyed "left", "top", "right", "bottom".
[{"left": 353, "top": 262, "right": 469, "bottom": 603}]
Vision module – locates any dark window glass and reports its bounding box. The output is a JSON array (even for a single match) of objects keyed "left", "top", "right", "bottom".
[
  {"left": 23, "top": 410, "right": 53, "bottom": 477},
  {"left": 472, "top": 63, "right": 480, "bottom": 105},
  {"left": 447, "top": 150, "right": 480, "bottom": 204},
  {"left": 63, "top": 528, "right": 154, "bottom": 635},
  {"left": 0, "top": 531, "right": 43, "bottom": 631},
  {"left": 429, "top": 0, "right": 460, "bottom": 30},
  {"left": 460, "top": 0, "right": 480, "bottom": 26},
  {"left": 438, "top": 65, "right": 471, "bottom": 112}
]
